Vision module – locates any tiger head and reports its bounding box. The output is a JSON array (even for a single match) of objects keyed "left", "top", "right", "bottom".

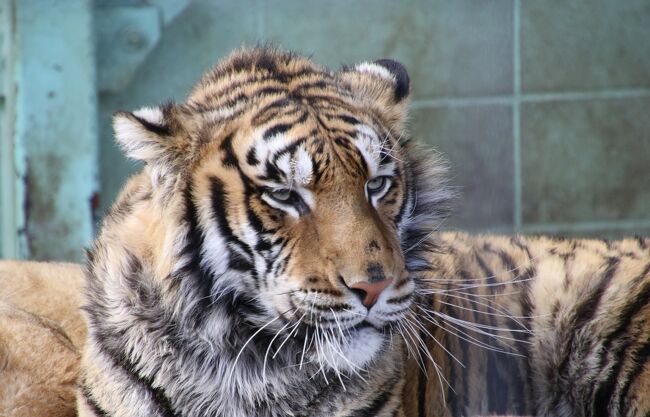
[{"left": 110, "top": 48, "right": 450, "bottom": 372}]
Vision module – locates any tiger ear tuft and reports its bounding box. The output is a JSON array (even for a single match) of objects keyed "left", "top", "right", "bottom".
[
  {"left": 113, "top": 105, "right": 176, "bottom": 164},
  {"left": 370, "top": 59, "right": 410, "bottom": 102},
  {"left": 341, "top": 58, "right": 411, "bottom": 131}
]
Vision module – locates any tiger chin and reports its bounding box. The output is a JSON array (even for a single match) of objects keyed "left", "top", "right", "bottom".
[{"left": 9, "top": 47, "right": 641, "bottom": 417}]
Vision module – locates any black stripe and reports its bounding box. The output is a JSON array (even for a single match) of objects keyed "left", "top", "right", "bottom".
[
  {"left": 178, "top": 184, "right": 214, "bottom": 313},
  {"left": 348, "top": 376, "right": 399, "bottom": 417},
  {"left": 219, "top": 133, "right": 237, "bottom": 167},
  {"left": 599, "top": 262, "right": 650, "bottom": 353},
  {"left": 210, "top": 177, "right": 242, "bottom": 247},
  {"left": 92, "top": 334, "right": 177, "bottom": 417},
  {"left": 129, "top": 112, "right": 171, "bottom": 137},
  {"left": 251, "top": 97, "right": 292, "bottom": 126},
  {"left": 571, "top": 257, "right": 619, "bottom": 331},
  {"left": 591, "top": 263, "right": 650, "bottom": 415},
  {"left": 616, "top": 337, "right": 650, "bottom": 415},
  {"left": 474, "top": 252, "right": 496, "bottom": 285},
  {"left": 256, "top": 86, "right": 284, "bottom": 96},
  {"left": 80, "top": 384, "right": 112, "bottom": 417},
  {"left": 417, "top": 354, "right": 427, "bottom": 417},
  {"left": 294, "top": 80, "right": 330, "bottom": 91},
  {"left": 246, "top": 147, "right": 259, "bottom": 165},
  {"left": 556, "top": 257, "right": 619, "bottom": 411},
  {"left": 498, "top": 250, "right": 517, "bottom": 274},
  {"left": 442, "top": 301, "right": 464, "bottom": 417},
  {"left": 263, "top": 122, "right": 292, "bottom": 140},
  {"left": 337, "top": 114, "right": 360, "bottom": 125},
  {"left": 486, "top": 351, "right": 509, "bottom": 413}
]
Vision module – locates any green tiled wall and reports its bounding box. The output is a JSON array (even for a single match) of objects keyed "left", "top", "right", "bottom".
[{"left": 98, "top": 0, "right": 650, "bottom": 239}]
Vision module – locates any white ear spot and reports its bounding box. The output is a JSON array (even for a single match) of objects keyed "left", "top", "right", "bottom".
[
  {"left": 354, "top": 62, "right": 396, "bottom": 83},
  {"left": 132, "top": 106, "right": 164, "bottom": 126},
  {"left": 113, "top": 108, "right": 167, "bottom": 163}
]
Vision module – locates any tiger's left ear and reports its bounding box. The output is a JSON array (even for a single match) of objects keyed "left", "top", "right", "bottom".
[{"left": 340, "top": 59, "right": 411, "bottom": 131}]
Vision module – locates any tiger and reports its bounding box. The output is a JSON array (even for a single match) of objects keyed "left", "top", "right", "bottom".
[{"left": 0, "top": 47, "right": 648, "bottom": 417}]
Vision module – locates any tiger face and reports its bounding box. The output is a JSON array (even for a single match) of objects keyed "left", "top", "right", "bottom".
[{"left": 112, "top": 49, "right": 449, "bottom": 372}]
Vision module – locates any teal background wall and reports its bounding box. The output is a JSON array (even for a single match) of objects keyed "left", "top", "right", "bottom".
[{"left": 1, "top": 0, "right": 649, "bottom": 261}]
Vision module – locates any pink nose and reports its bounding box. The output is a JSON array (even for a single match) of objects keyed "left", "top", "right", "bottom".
[{"left": 349, "top": 278, "right": 393, "bottom": 308}]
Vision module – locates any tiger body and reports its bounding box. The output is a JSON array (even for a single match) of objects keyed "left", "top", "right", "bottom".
[
  {"left": 407, "top": 233, "right": 650, "bottom": 417},
  {"left": 2, "top": 231, "right": 648, "bottom": 416},
  {"left": 0, "top": 48, "right": 647, "bottom": 417}
]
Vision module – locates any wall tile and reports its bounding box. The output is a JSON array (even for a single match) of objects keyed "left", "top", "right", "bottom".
[
  {"left": 98, "top": 0, "right": 261, "bottom": 214},
  {"left": 265, "top": 0, "right": 513, "bottom": 99},
  {"left": 521, "top": 0, "right": 650, "bottom": 92},
  {"left": 521, "top": 98, "right": 650, "bottom": 224},
  {"left": 410, "top": 104, "right": 514, "bottom": 230}
]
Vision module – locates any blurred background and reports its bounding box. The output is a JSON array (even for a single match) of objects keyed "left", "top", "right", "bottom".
[{"left": 0, "top": 0, "right": 649, "bottom": 262}]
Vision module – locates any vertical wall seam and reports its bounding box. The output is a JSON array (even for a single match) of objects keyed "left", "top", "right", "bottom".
[{"left": 513, "top": 0, "right": 522, "bottom": 233}]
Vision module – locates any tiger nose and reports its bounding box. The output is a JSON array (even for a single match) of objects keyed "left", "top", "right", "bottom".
[{"left": 349, "top": 278, "right": 393, "bottom": 308}]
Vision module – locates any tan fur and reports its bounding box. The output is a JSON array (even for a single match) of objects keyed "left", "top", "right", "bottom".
[{"left": 0, "top": 261, "right": 85, "bottom": 417}]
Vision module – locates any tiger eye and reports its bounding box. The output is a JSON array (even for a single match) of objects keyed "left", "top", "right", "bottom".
[
  {"left": 366, "top": 177, "right": 387, "bottom": 192},
  {"left": 271, "top": 189, "right": 292, "bottom": 201}
]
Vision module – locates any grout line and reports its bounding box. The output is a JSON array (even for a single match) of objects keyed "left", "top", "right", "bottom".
[
  {"left": 410, "top": 88, "right": 650, "bottom": 109},
  {"left": 513, "top": 0, "right": 522, "bottom": 233},
  {"left": 521, "top": 219, "right": 650, "bottom": 234},
  {"left": 411, "top": 96, "right": 513, "bottom": 109},
  {"left": 522, "top": 89, "right": 650, "bottom": 103}
]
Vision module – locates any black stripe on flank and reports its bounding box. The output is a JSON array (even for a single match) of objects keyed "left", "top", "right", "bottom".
[
  {"left": 616, "top": 337, "right": 650, "bottom": 415},
  {"left": 474, "top": 252, "right": 497, "bottom": 285},
  {"left": 498, "top": 250, "right": 517, "bottom": 274},
  {"left": 556, "top": 257, "right": 619, "bottom": 408},
  {"left": 599, "top": 262, "right": 650, "bottom": 353},
  {"left": 516, "top": 265, "right": 535, "bottom": 414},
  {"left": 571, "top": 257, "right": 619, "bottom": 333},
  {"left": 417, "top": 361, "right": 427, "bottom": 417},
  {"left": 486, "top": 352, "right": 509, "bottom": 414},
  {"left": 591, "top": 262, "right": 650, "bottom": 415},
  {"left": 80, "top": 384, "right": 111, "bottom": 417}
]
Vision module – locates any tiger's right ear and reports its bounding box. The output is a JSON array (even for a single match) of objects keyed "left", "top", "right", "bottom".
[{"left": 113, "top": 104, "right": 184, "bottom": 165}]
